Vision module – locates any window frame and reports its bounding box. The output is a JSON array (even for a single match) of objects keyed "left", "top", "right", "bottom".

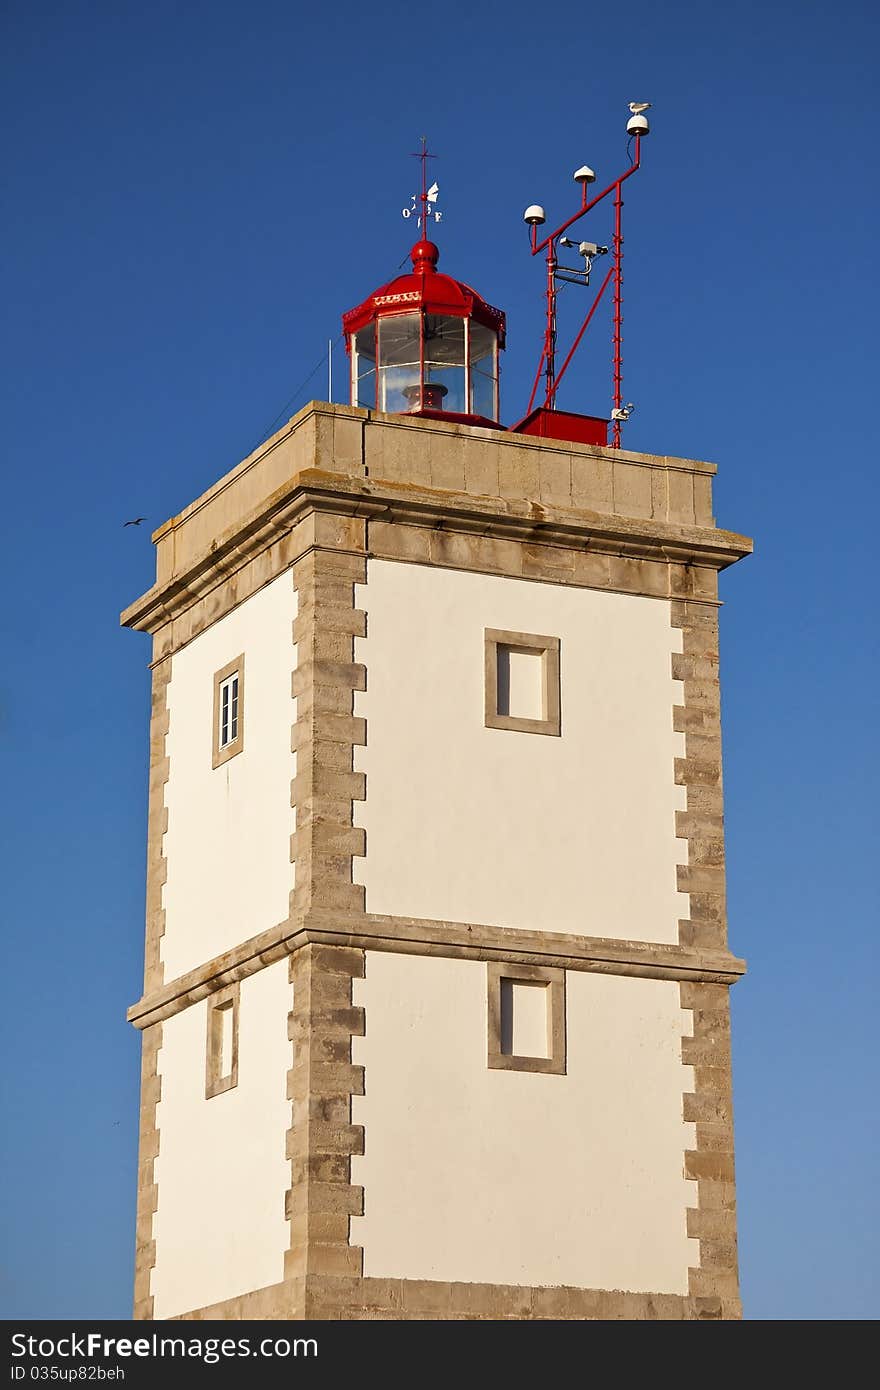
[
  {"left": 205, "top": 982, "right": 240, "bottom": 1099},
  {"left": 484, "top": 628, "right": 561, "bottom": 737},
  {"left": 212, "top": 654, "right": 245, "bottom": 769},
  {"left": 487, "top": 962, "right": 566, "bottom": 1075}
]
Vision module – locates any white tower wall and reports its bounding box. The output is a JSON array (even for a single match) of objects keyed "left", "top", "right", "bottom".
[
  {"left": 161, "top": 571, "right": 297, "bottom": 980},
  {"left": 353, "top": 559, "right": 688, "bottom": 942},
  {"left": 151, "top": 958, "right": 291, "bottom": 1318},
  {"left": 351, "top": 953, "right": 698, "bottom": 1291}
]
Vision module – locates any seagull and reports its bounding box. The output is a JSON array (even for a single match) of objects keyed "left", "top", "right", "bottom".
[
  {"left": 628, "top": 102, "right": 652, "bottom": 114},
  {"left": 123, "top": 516, "right": 147, "bottom": 527}
]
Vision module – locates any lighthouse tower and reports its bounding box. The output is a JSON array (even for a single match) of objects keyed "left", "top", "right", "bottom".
[{"left": 124, "top": 129, "right": 751, "bottom": 1321}]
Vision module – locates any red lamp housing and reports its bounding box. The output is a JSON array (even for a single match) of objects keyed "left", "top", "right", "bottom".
[{"left": 342, "top": 239, "right": 506, "bottom": 429}]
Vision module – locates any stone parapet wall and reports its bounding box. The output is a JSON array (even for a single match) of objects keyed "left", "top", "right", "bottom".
[{"left": 141, "top": 402, "right": 723, "bottom": 592}]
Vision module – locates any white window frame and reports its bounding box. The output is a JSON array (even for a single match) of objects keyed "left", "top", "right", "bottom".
[
  {"left": 212, "top": 654, "right": 245, "bottom": 769},
  {"left": 219, "top": 672, "right": 239, "bottom": 749}
]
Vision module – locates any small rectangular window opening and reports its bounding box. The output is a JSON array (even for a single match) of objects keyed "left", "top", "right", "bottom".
[
  {"left": 488, "top": 963, "right": 566, "bottom": 1075},
  {"left": 217, "top": 999, "right": 235, "bottom": 1076},
  {"left": 219, "top": 672, "right": 239, "bottom": 749},
  {"left": 212, "top": 655, "right": 245, "bottom": 769},
  {"left": 496, "top": 645, "right": 544, "bottom": 721},
  {"left": 484, "top": 629, "right": 560, "bottom": 737},
  {"left": 206, "top": 985, "right": 239, "bottom": 1099},
  {"left": 500, "top": 978, "right": 551, "bottom": 1059}
]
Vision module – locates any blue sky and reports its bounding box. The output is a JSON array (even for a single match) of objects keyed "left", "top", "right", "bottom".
[{"left": 1, "top": 0, "right": 877, "bottom": 1320}]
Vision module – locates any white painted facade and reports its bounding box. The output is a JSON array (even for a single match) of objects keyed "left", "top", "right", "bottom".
[
  {"left": 148, "top": 553, "right": 700, "bottom": 1313},
  {"left": 162, "top": 572, "right": 297, "bottom": 981},
  {"left": 151, "top": 959, "right": 291, "bottom": 1319},
  {"left": 354, "top": 560, "right": 688, "bottom": 943},
  {"left": 351, "top": 952, "right": 698, "bottom": 1291}
]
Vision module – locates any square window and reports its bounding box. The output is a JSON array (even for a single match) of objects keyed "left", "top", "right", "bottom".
[
  {"left": 212, "top": 654, "right": 245, "bottom": 768},
  {"left": 484, "top": 629, "right": 560, "bottom": 736},
  {"left": 205, "top": 983, "right": 239, "bottom": 1098},
  {"left": 487, "top": 963, "right": 566, "bottom": 1075}
]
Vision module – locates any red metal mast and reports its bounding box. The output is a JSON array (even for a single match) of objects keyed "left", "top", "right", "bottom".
[
  {"left": 611, "top": 179, "right": 624, "bottom": 448},
  {"left": 521, "top": 105, "right": 649, "bottom": 445}
]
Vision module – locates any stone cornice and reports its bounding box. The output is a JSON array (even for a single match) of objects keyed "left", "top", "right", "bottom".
[
  {"left": 127, "top": 908, "right": 747, "bottom": 1030},
  {"left": 121, "top": 468, "right": 752, "bottom": 636}
]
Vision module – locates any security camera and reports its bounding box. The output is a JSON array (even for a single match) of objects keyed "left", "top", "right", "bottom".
[
  {"left": 578, "top": 242, "right": 608, "bottom": 258},
  {"left": 626, "top": 113, "right": 649, "bottom": 136},
  {"left": 573, "top": 165, "right": 597, "bottom": 184},
  {"left": 523, "top": 204, "right": 546, "bottom": 226}
]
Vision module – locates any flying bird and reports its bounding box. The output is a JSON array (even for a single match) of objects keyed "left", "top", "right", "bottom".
[
  {"left": 628, "top": 102, "right": 652, "bottom": 114},
  {"left": 123, "top": 517, "right": 147, "bottom": 527}
]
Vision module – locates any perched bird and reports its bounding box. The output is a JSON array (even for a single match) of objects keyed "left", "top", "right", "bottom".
[
  {"left": 628, "top": 102, "right": 652, "bottom": 114},
  {"left": 123, "top": 516, "right": 147, "bottom": 527}
]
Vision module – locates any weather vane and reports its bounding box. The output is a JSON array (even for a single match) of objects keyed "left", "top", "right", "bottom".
[{"left": 402, "top": 136, "right": 442, "bottom": 231}]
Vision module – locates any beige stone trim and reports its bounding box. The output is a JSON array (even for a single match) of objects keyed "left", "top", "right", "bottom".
[
  {"left": 290, "top": 529, "right": 367, "bottom": 919},
  {"left": 484, "top": 628, "right": 561, "bottom": 737},
  {"left": 369, "top": 518, "right": 729, "bottom": 611},
  {"left": 283, "top": 537, "right": 369, "bottom": 1284},
  {"left": 304, "top": 1274, "right": 733, "bottom": 1320},
  {"left": 131, "top": 401, "right": 726, "bottom": 597},
  {"left": 122, "top": 463, "right": 750, "bottom": 650},
  {"left": 128, "top": 911, "right": 745, "bottom": 1029},
  {"left": 285, "top": 944, "right": 365, "bottom": 1282},
  {"left": 204, "top": 981, "right": 239, "bottom": 1099},
  {"left": 137, "top": 515, "right": 728, "bottom": 672},
  {"left": 149, "top": 404, "right": 368, "bottom": 578},
  {"left": 133, "top": 1022, "right": 162, "bottom": 1320},
  {"left": 487, "top": 962, "right": 566, "bottom": 1075},
  {"left": 144, "top": 655, "right": 171, "bottom": 995},
  {"left": 671, "top": 595, "right": 727, "bottom": 954},
  {"left": 211, "top": 654, "right": 245, "bottom": 770},
  {"left": 681, "top": 980, "right": 741, "bottom": 1319},
  {"left": 172, "top": 1278, "right": 304, "bottom": 1321},
  {"left": 670, "top": 593, "right": 742, "bottom": 1317},
  {"left": 170, "top": 1271, "right": 732, "bottom": 1320}
]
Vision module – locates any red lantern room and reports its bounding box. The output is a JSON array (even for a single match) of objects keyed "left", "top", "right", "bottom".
[{"left": 342, "top": 237, "right": 506, "bottom": 428}]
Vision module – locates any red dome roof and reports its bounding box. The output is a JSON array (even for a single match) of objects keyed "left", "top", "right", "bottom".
[{"left": 343, "top": 240, "right": 506, "bottom": 345}]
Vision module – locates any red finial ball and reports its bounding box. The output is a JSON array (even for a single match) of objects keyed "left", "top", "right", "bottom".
[{"left": 411, "top": 240, "right": 439, "bottom": 274}]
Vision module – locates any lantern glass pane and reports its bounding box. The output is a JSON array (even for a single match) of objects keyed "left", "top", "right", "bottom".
[
  {"left": 424, "top": 315, "right": 465, "bottom": 412},
  {"left": 469, "top": 321, "right": 498, "bottom": 419},
  {"left": 353, "top": 323, "right": 377, "bottom": 408},
  {"left": 470, "top": 367, "right": 496, "bottom": 419},
  {"left": 377, "top": 313, "right": 421, "bottom": 412}
]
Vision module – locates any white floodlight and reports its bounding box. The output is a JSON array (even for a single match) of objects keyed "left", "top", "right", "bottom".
[
  {"left": 573, "top": 165, "right": 596, "bottom": 185},
  {"left": 626, "top": 113, "right": 649, "bottom": 136},
  {"left": 524, "top": 204, "right": 546, "bottom": 226}
]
